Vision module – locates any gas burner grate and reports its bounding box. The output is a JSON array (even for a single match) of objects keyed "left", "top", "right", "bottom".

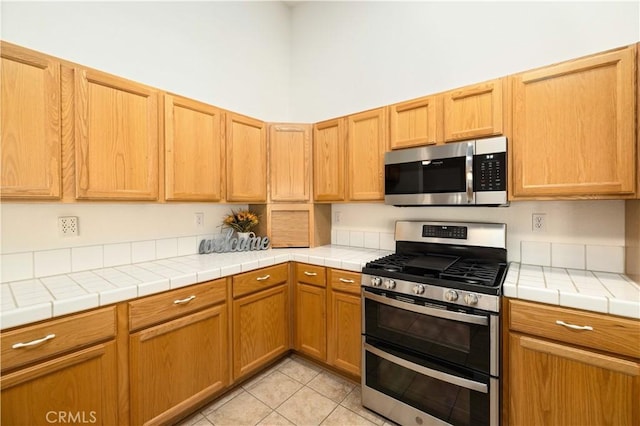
[
  {"left": 439, "top": 260, "right": 504, "bottom": 286},
  {"left": 366, "top": 254, "right": 414, "bottom": 272}
]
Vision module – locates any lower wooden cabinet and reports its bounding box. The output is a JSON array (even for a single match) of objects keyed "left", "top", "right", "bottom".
[
  {"left": 294, "top": 263, "right": 327, "bottom": 361},
  {"left": 232, "top": 265, "right": 290, "bottom": 380},
  {"left": 504, "top": 298, "right": 640, "bottom": 426},
  {"left": 1, "top": 307, "right": 118, "bottom": 425},
  {"left": 327, "top": 269, "right": 362, "bottom": 377},
  {"left": 128, "top": 279, "right": 228, "bottom": 425}
]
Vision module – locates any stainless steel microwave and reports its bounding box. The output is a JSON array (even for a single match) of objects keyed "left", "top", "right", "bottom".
[{"left": 384, "top": 136, "right": 507, "bottom": 206}]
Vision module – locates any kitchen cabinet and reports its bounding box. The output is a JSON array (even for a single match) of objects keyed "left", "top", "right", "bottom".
[
  {"left": 313, "top": 108, "right": 387, "bottom": 202},
  {"left": 504, "top": 298, "right": 640, "bottom": 426},
  {"left": 226, "top": 112, "right": 267, "bottom": 202},
  {"left": 313, "top": 118, "right": 346, "bottom": 201},
  {"left": 164, "top": 94, "right": 224, "bottom": 201},
  {"left": 269, "top": 123, "right": 312, "bottom": 202},
  {"left": 128, "top": 279, "right": 228, "bottom": 425},
  {"left": 1, "top": 42, "right": 61, "bottom": 199},
  {"left": 1, "top": 307, "right": 118, "bottom": 425},
  {"left": 347, "top": 107, "right": 388, "bottom": 201},
  {"left": 294, "top": 263, "right": 327, "bottom": 361},
  {"left": 511, "top": 45, "right": 636, "bottom": 198},
  {"left": 232, "top": 264, "right": 290, "bottom": 380},
  {"left": 389, "top": 95, "right": 439, "bottom": 149},
  {"left": 72, "top": 67, "right": 159, "bottom": 200},
  {"left": 442, "top": 78, "right": 505, "bottom": 143},
  {"left": 249, "top": 203, "right": 331, "bottom": 248},
  {"left": 327, "top": 268, "right": 362, "bottom": 377}
]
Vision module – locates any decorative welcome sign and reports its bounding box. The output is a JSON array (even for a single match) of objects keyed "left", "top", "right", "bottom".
[{"left": 199, "top": 230, "right": 270, "bottom": 254}]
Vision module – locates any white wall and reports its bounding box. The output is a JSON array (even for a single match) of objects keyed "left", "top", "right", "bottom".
[
  {"left": 1, "top": 1, "right": 292, "bottom": 121},
  {"left": 290, "top": 1, "right": 639, "bottom": 122}
]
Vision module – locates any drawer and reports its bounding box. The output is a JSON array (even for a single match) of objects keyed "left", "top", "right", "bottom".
[
  {"left": 233, "top": 264, "right": 289, "bottom": 298},
  {"left": 129, "top": 279, "right": 226, "bottom": 331},
  {"left": 1, "top": 306, "right": 116, "bottom": 372},
  {"left": 295, "top": 263, "right": 326, "bottom": 287},
  {"left": 508, "top": 299, "right": 640, "bottom": 359},
  {"left": 329, "top": 269, "right": 361, "bottom": 295}
]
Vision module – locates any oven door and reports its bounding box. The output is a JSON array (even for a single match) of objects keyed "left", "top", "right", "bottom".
[
  {"left": 384, "top": 141, "right": 474, "bottom": 206},
  {"left": 362, "top": 338, "right": 498, "bottom": 426},
  {"left": 362, "top": 289, "right": 498, "bottom": 375}
]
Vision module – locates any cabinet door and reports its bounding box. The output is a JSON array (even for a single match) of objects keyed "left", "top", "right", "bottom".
[
  {"left": 233, "top": 284, "right": 289, "bottom": 380},
  {"left": 1, "top": 42, "right": 61, "bottom": 199},
  {"left": 389, "top": 95, "right": 439, "bottom": 149},
  {"left": 1, "top": 341, "right": 118, "bottom": 425},
  {"left": 313, "top": 118, "right": 346, "bottom": 201},
  {"left": 74, "top": 68, "right": 159, "bottom": 200},
  {"left": 164, "top": 94, "right": 224, "bottom": 201},
  {"left": 508, "top": 333, "right": 640, "bottom": 426},
  {"left": 226, "top": 112, "right": 267, "bottom": 202},
  {"left": 130, "top": 305, "right": 228, "bottom": 425},
  {"left": 327, "top": 291, "right": 361, "bottom": 377},
  {"left": 347, "top": 108, "right": 388, "bottom": 201},
  {"left": 295, "top": 282, "right": 326, "bottom": 361},
  {"left": 512, "top": 46, "right": 636, "bottom": 197},
  {"left": 269, "top": 124, "right": 311, "bottom": 202},
  {"left": 442, "top": 78, "right": 504, "bottom": 142}
]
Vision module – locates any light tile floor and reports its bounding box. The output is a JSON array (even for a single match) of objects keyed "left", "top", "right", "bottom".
[{"left": 175, "top": 355, "right": 395, "bottom": 426}]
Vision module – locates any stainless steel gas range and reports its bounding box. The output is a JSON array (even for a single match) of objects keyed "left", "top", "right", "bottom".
[{"left": 361, "top": 221, "right": 507, "bottom": 426}]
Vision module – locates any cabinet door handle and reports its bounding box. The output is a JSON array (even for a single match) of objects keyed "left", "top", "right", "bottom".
[
  {"left": 12, "top": 333, "right": 56, "bottom": 349},
  {"left": 555, "top": 320, "right": 593, "bottom": 331},
  {"left": 339, "top": 278, "right": 355, "bottom": 284},
  {"left": 304, "top": 271, "right": 318, "bottom": 276},
  {"left": 256, "top": 274, "right": 271, "bottom": 281},
  {"left": 174, "top": 295, "right": 196, "bottom": 305}
]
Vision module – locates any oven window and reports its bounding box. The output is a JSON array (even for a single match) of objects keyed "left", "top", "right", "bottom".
[
  {"left": 364, "top": 294, "right": 492, "bottom": 373},
  {"left": 365, "top": 346, "right": 491, "bottom": 426}
]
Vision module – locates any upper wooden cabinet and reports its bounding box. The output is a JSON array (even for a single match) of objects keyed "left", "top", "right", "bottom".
[
  {"left": 164, "top": 94, "right": 224, "bottom": 201},
  {"left": 313, "top": 118, "right": 346, "bottom": 201},
  {"left": 1, "top": 42, "right": 61, "bottom": 199},
  {"left": 512, "top": 46, "right": 636, "bottom": 198},
  {"left": 73, "top": 68, "right": 159, "bottom": 200},
  {"left": 442, "top": 78, "right": 504, "bottom": 142},
  {"left": 225, "top": 112, "right": 267, "bottom": 202},
  {"left": 269, "top": 123, "right": 311, "bottom": 202},
  {"left": 347, "top": 107, "right": 388, "bottom": 201},
  {"left": 389, "top": 95, "right": 439, "bottom": 149}
]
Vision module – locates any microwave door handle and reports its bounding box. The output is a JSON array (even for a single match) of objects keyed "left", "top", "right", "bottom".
[
  {"left": 364, "top": 342, "right": 488, "bottom": 393},
  {"left": 466, "top": 143, "right": 474, "bottom": 204},
  {"left": 364, "top": 291, "right": 488, "bottom": 326}
]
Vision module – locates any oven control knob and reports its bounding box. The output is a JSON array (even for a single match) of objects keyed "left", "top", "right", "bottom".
[
  {"left": 371, "top": 276, "right": 382, "bottom": 287},
  {"left": 464, "top": 293, "right": 479, "bottom": 306},
  {"left": 384, "top": 279, "right": 396, "bottom": 289},
  {"left": 444, "top": 290, "right": 458, "bottom": 302},
  {"left": 413, "top": 285, "right": 425, "bottom": 295}
]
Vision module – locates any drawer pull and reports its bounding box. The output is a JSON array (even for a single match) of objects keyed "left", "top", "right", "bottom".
[
  {"left": 555, "top": 320, "right": 593, "bottom": 331},
  {"left": 256, "top": 274, "right": 271, "bottom": 281},
  {"left": 339, "top": 278, "right": 355, "bottom": 284},
  {"left": 304, "top": 271, "right": 318, "bottom": 276},
  {"left": 12, "top": 333, "right": 56, "bottom": 349},
  {"left": 173, "top": 295, "right": 196, "bottom": 305}
]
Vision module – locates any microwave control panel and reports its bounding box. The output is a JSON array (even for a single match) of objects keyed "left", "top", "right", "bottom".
[{"left": 473, "top": 152, "right": 506, "bottom": 192}]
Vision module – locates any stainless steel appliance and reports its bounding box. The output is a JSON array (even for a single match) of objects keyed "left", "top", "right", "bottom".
[
  {"left": 361, "top": 221, "right": 507, "bottom": 426},
  {"left": 384, "top": 136, "right": 507, "bottom": 206}
]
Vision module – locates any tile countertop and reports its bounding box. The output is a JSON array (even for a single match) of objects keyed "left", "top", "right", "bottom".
[
  {"left": 504, "top": 263, "right": 640, "bottom": 320},
  {"left": 0, "top": 246, "right": 391, "bottom": 330}
]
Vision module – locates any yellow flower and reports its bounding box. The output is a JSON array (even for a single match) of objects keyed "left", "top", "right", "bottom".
[{"left": 221, "top": 209, "right": 259, "bottom": 232}]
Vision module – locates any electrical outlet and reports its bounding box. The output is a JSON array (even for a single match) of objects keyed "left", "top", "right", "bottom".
[
  {"left": 58, "top": 216, "right": 79, "bottom": 237},
  {"left": 334, "top": 211, "right": 342, "bottom": 224},
  {"left": 195, "top": 212, "right": 204, "bottom": 229},
  {"left": 532, "top": 213, "right": 546, "bottom": 233}
]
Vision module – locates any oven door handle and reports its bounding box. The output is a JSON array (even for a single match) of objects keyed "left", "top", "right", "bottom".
[
  {"left": 364, "top": 291, "right": 488, "bottom": 326},
  {"left": 364, "top": 342, "right": 488, "bottom": 393}
]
